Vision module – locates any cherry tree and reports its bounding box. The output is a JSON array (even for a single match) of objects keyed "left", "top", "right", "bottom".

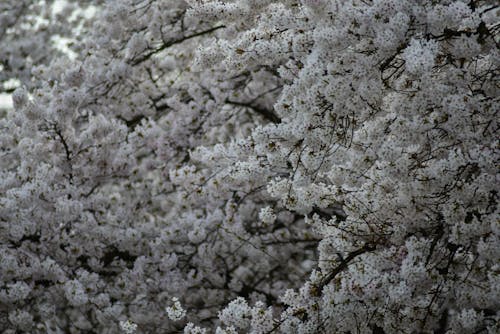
[{"left": 0, "top": 0, "right": 498, "bottom": 333}]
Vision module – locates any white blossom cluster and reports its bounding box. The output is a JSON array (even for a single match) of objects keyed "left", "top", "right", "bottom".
[
  {"left": 119, "top": 320, "right": 137, "bottom": 334},
  {"left": 0, "top": 1, "right": 96, "bottom": 95},
  {"left": 166, "top": 297, "right": 187, "bottom": 321},
  {"left": 0, "top": 0, "right": 498, "bottom": 333}
]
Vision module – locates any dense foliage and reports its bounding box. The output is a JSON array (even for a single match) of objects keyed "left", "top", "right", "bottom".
[{"left": 0, "top": 1, "right": 498, "bottom": 333}]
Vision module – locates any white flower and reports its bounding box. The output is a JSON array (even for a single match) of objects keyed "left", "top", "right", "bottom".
[
  {"left": 258, "top": 206, "right": 276, "bottom": 224},
  {"left": 184, "top": 323, "right": 207, "bottom": 334},
  {"left": 12, "top": 87, "right": 28, "bottom": 109},
  {"left": 402, "top": 38, "right": 439, "bottom": 75},
  {"left": 119, "top": 320, "right": 138, "bottom": 334},
  {"left": 166, "top": 297, "right": 187, "bottom": 321},
  {"left": 63, "top": 280, "right": 88, "bottom": 307}
]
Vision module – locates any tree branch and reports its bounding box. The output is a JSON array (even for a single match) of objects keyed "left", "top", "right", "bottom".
[
  {"left": 311, "top": 243, "right": 376, "bottom": 296},
  {"left": 226, "top": 99, "right": 281, "bottom": 124},
  {"left": 131, "top": 25, "right": 225, "bottom": 65}
]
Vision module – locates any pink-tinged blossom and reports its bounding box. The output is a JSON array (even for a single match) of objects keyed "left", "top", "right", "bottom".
[{"left": 0, "top": 0, "right": 498, "bottom": 333}]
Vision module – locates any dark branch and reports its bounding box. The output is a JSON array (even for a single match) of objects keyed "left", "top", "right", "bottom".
[
  {"left": 312, "top": 243, "right": 376, "bottom": 296},
  {"left": 131, "top": 25, "right": 225, "bottom": 65},
  {"left": 226, "top": 99, "right": 281, "bottom": 124}
]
